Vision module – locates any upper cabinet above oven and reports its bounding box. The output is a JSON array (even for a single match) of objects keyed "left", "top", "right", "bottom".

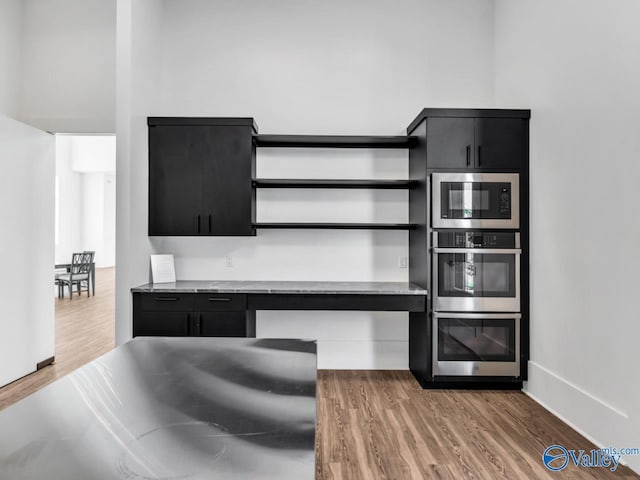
[
  {"left": 426, "top": 117, "right": 524, "bottom": 170},
  {"left": 407, "top": 109, "right": 531, "bottom": 172}
]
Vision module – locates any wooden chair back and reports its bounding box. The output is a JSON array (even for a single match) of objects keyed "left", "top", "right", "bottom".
[{"left": 70, "top": 252, "right": 93, "bottom": 276}]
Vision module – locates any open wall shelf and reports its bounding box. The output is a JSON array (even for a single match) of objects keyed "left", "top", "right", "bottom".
[
  {"left": 254, "top": 135, "right": 415, "bottom": 149},
  {"left": 253, "top": 179, "right": 415, "bottom": 189},
  {"left": 252, "top": 222, "right": 415, "bottom": 230}
]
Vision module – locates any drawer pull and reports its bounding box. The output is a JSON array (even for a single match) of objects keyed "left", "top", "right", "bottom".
[
  {"left": 208, "top": 297, "right": 231, "bottom": 302},
  {"left": 155, "top": 297, "right": 179, "bottom": 301}
]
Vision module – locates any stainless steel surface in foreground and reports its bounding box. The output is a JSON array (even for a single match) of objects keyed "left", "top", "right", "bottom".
[{"left": 0, "top": 337, "right": 317, "bottom": 479}]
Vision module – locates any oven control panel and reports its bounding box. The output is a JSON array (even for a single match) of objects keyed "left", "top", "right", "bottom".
[{"left": 436, "top": 231, "right": 518, "bottom": 248}]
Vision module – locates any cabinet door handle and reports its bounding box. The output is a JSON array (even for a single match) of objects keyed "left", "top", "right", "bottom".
[
  {"left": 199, "top": 313, "right": 203, "bottom": 336},
  {"left": 466, "top": 145, "right": 471, "bottom": 167},
  {"left": 477, "top": 145, "right": 482, "bottom": 166},
  {"left": 208, "top": 214, "right": 212, "bottom": 233},
  {"left": 208, "top": 297, "right": 231, "bottom": 302},
  {"left": 197, "top": 215, "right": 201, "bottom": 233},
  {"left": 155, "top": 297, "right": 178, "bottom": 301}
]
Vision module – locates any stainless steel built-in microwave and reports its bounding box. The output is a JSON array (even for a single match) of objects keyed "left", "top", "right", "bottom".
[
  {"left": 432, "top": 173, "right": 520, "bottom": 229},
  {"left": 432, "top": 231, "right": 521, "bottom": 312},
  {"left": 433, "top": 312, "right": 521, "bottom": 377}
]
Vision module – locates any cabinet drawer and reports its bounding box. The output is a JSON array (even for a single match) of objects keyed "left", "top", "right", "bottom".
[
  {"left": 134, "top": 311, "right": 190, "bottom": 337},
  {"left": 194, "top": 293, "right": 247, "bottom": 311},
  {"left": 139, "top": 293, "right": 195, "bottom": 312},
  {"left": 248, "top": 294, "right": 426, "bottom": 312}
]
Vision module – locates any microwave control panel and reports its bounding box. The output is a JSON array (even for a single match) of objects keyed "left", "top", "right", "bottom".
[{"left": 499, "top": 185, "right": 511, "bottom": 217}]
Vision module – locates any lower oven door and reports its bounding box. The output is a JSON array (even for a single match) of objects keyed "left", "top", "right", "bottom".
[
  {"left": 433, "top": 248, "right": 520, "bottom": 312},
  {"left": 433, "top": 312, "right": 520, "bottom": 377}
]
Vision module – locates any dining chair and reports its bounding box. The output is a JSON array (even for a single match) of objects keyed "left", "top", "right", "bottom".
[
  {"left": 56, "top": 252, "right": 93, "bottom": 299},
  {"left": 54, "top": 266, "right": 68, "bottom": 298},
  {"left": 82, "top": 250, "right": 96, "bottom": 295}
]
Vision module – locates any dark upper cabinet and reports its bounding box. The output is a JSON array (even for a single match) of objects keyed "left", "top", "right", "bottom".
[
  {"left": 426, "top": 117, "right": 474, "bottom": 169},
  {"left": 149, "top": 126, "right": 203, "bottom": 235},
  {"left": 475, "top": 118, "right": 524, "bottom": 170},
  {"left": 426, "top": 116, "right": 525, "bottom": 170},
  {"left": 201, "top": 127, "right": 255, "bottom": 235},
  {"left": 148, "top": 118, "right": 256, "bottom": 236}
]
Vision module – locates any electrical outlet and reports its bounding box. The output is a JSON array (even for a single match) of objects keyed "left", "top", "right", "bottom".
[
  {"left": 225, "top": 255, "right": 233, "bottom": 267},
  {"left": 398, "top": 256, "right": 408, "bottom": 269}
]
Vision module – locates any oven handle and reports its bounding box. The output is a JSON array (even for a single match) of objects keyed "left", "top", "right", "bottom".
[
  {"left": 434, "top": 312, "right": 522, "bottom": 320},
  {"left": 433, "top": 248, "right": 522, "bottom": 254}
]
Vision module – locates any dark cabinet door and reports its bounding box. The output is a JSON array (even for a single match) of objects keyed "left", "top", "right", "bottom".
[
  {"left": 134, "top": 311, "right": 190, "bottom": 337},
  {"left": 474, "top": 118, "right": 524, "bottom": 170},
  {"left": 202, "top": 126, "right": 255, "bottom": 236},
  {"left": 149, "top": 126, "right": 204, "bottom": 235},
  {"left": 198, "top": 311, "right": 246, "bottom": 337},
  {"left": 427, "top": 118, "right": 474, "bottom": 169}
]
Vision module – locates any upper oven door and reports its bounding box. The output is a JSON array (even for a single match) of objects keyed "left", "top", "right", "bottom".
[
  {"left": 432, "top": 173, "right": 520, "bottom": 229},
  {"left": 433, "top": 245, "right": 521, "bottom": 312}
]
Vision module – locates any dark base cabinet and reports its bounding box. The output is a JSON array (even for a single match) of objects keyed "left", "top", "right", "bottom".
[
  {"left": 418, "top": 377, "right": 523, "bottom": 390},
  {"left": 135, "top": 311, "right": 190, "bottom": 337},
  {"left": 133, "top": 293, "right": 249, "bottom": 338},
  {"left": 199, "top": 312, "right": 247, "bottom": 337}
]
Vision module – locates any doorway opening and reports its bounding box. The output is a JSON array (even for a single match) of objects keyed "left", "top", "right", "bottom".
[{"left": 53, "top": 134, "right": 116, "bottom": 373}]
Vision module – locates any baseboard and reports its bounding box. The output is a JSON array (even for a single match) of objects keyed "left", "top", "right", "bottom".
[
  {"left": 36, "top": 356, "right": 55, "bottom": 370},
  {"left": 524, "top": 361, "right": 635, "bottom": 471}
]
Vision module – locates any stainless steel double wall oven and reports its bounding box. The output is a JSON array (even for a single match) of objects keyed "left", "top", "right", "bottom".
[{"left": 431, "top": 173, "right": 522, "bottom": 378}]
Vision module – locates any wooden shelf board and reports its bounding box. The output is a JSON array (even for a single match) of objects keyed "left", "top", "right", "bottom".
[
  {"left": 252, "top": 179, "right": 415, "bottom": 189},
  {"left": 254, "top": 134, "right": 414, "bottom": 148},
  {"left": 252, "top": 222, "right": 414, "bottom": 230}
]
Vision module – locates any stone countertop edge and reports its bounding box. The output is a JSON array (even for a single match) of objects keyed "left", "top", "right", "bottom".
[{"left": 130, "top": 281, "right": 428, "bottom": 295}]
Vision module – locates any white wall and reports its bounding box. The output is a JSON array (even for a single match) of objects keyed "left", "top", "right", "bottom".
[
  {"left": 0, "top": 115, "right": 55, "bottom": 387},
  {"left": 55, "top": 136, "right": 116, "bottom": 267},
  {"left": 495, "top": 0, "right": 640, "bottom": 471},
  {"left": 115, "top": 0, "right": 164, "bottom": 344},
  {"left": 19, "top": 0, "right": 116, "bottom": 133},
  {"left": 54, "top": 136, "right": 83, "bottom": 264},
  {"left": 71, "top": 135, "right": 116, "bottom": 173},
  {"left": 115, "top": 0, "right": 496, "bottom": 367},
  {"left": 0, "top": 0, "right": 22, "bottom": 118},
  {"left": 81, "top": 173, "right": 116, "bottom": 268},
  {"left": 82, "top": 173, "right": 105, "bottom": 264},
  {"left": 102, "top": 173, "right": 116, "bottom": 267},
  {"left": 158, "top": 0, "right": 494, "bottom": 131}
]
